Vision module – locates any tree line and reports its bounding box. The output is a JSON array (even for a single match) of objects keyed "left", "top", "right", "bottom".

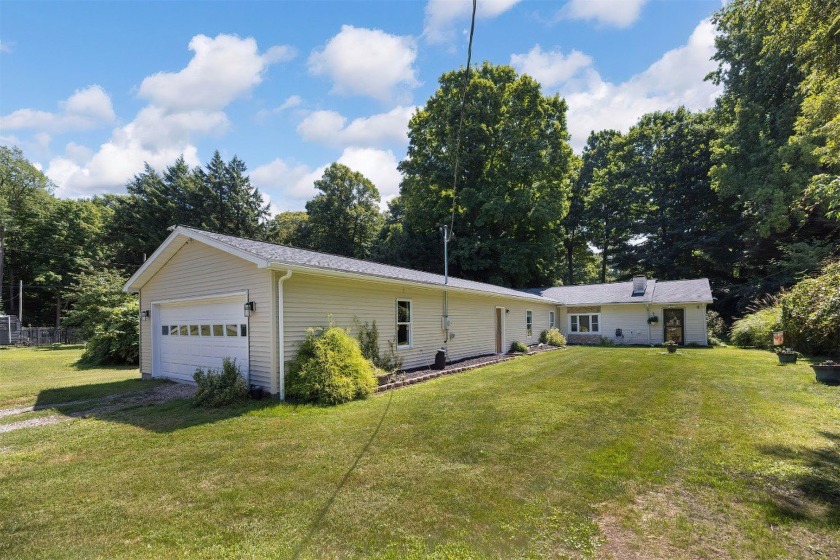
[{"left": 1, "top": 0, "right": 838, "bottom": 330}]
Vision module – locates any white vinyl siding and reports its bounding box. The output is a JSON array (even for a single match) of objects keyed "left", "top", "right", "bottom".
[
  {"left": 557, "top": 303, "right": 708, "bottom": 346},
  {"left": 283, "top": 273, "right": 555, "bottom": 371},
  {"left": 139, "top": 240, "right": 274, "bottom": 390}
]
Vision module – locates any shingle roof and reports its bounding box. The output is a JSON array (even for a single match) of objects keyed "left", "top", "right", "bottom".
[
  {"left": 532, "top": 278, "right": 712, "bottom": 305},
  {"left": 183, "top": 227, "right": 552, "bottom": 303}
]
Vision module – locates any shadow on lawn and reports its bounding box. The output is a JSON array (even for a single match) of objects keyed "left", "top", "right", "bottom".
[
  {"left": 759, "top": 431, "right": 840, "bottom": 528},
  {"left": 291, "top": 390, "right": 393, "bottom": 559},
  {"left": 35, "top": 379, "right": 276, "bottom": 433}
]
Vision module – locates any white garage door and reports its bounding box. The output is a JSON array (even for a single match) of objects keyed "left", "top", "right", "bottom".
[{"left": 156, "top": 296, "right": 249, "bottom": 383}]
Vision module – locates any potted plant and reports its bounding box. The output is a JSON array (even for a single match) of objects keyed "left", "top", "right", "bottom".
[
  {"left": 647, "top": 315, "right": 659, "bottom": 325},
  {"left": 663, "top": 340, "right": 678, "bottom": 354},
  {"left": 775, "top": 347, "right": 798, "bottom": 364},
  {"left": 812, "top": 361, "right": 840, "bottom": 384}
]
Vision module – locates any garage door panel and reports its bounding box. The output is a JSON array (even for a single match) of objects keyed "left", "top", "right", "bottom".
[{"left": 156, "top": 297, "right": 248, "bottom": 382}]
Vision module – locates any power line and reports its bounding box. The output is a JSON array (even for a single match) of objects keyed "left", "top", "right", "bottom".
[{"left": 448, "top": 0, "right": 477, "bottom": 236}]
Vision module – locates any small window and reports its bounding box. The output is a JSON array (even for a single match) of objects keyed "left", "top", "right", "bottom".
[
  {"left": 179, "top": 325, "right": 189, "bottom": 336},
  {"left": 526, "top": 310, "right": 533, "bottom": 337},
  {"left": 170, "top": 325, "right": 179, "bottom": 336},
  {"left": 226, "top": 324, "right": 238, "bottom": 337},
  {"left": 162, "top": 325, "right": 169, "bottom": 336},
  {"left": 189, "top": 325, "right": 199, "bottom": 336},
  {"left": 549, "top": 311, "right": 556, "bottom": 329},
  {"left": 396, "top": 300, "right": 412, "bottom": 348},
  {"left": 200, "top": 325, "right": 210, "bottom": 337},
  {"left": 213, "top": 324, "right": 224, "bottom": 337},
  {"left": 240, "top": 324, "right": 247, "bottom": 337}
]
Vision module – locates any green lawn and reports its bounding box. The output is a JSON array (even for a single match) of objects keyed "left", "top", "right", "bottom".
[
  {"left": 1, "top": 346, "right": 838, "bottom": 559},
  {"left": 0, "top": 345, "right": 147, "bottom": 408}
]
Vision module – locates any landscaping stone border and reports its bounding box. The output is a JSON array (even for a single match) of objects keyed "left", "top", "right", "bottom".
[{"left": 375, "top": 345, "right": 564, "bottom": 393}]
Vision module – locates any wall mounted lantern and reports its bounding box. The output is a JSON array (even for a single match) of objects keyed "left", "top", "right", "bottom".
[
  {"left": 244, "top": 301, "right": 256, "bottom": 317},
  {"left": 140, "top": 310, "right": 150, "bottom": 321}
]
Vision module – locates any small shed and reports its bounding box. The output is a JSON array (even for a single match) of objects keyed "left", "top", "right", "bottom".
[{"left": 0, "top": 315, "right": 21, "bottom": 345}]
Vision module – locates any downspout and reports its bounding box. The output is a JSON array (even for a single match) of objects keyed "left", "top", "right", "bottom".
[
  {"left": 646, "top": 304, "right": 651, "bottom": 346},
  {"left": 277, "top": 269, "right": 293, "bottom": 400}
]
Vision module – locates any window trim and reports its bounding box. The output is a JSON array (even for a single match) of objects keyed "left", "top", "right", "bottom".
[
  {"left": 396, "top": 299, "right": 413, "bottom": 349},
  {"left": 569, "top": 313, "right": 601, "bottom": 334},
  {"left": 526, "top": 309, "right": 533, "bottom": 338},
  {"left": 548, "top": 310, "right": 556, "bottom": 330}
]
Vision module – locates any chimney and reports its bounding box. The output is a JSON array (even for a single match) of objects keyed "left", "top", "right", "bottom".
[{"left": 632, "top": 275, "right": 647, "bottom": 296}]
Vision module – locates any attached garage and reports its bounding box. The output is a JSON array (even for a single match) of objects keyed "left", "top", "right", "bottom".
[{"left": 153, "top": 295, "right": 250, "bottom": 384}]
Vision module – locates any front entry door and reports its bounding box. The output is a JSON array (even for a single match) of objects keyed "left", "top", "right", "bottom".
[
  {"left": 495, "top": 308, "right": 503, "bottom": 353},
  {"left": 663, "top": 308, "right": 685, "bottom": 345}
]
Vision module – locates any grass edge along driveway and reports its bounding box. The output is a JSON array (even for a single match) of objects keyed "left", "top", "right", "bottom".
[{"left": 1, "top": 346, "right": 838, "bottom": 559}]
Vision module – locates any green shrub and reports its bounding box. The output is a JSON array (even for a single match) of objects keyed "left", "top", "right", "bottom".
[
  {"left": 781, "top": 261, "right": 840, "bottom": 355},
  {"left": 355, "top": 318, "right": 403, "bottom": 372},
  {"left": 287, "top": 327, "right": 377, "bottom": 405},
  {"left": 598, "top": 337, "right": 616, "bottom": 347},
  {"left": 193, "top": 357, "right": 248, "bottom": 407},
  {"left": 79, "top": 301, "right": 140, "bottom": 365},
  {"left": 539, "top": 327, "right": 566, "bottom": 347},
  {"left": 730, "top": 306, "right": 782, "bottom": 349},
  {"left": 706, "top": 310, "right": 727, "bottom": 341},
  {"left": 510, "top": 341, "right": 529, "bottom": 353}
]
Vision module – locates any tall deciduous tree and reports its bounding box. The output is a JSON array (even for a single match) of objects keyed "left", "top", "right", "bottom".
[
  {"left": 0, "top": 146, "right": 55, "bottom": 314},
  {"left": 582, "top": 131, "right": 635, "bottom": 283},
  {"left": 302, "top": 163, "right": 383, "bottom": 259},
  {"left": 395, "top": 63, "right": 575, "bottom": 287},
  {"left": 266, "top": 211, "right": 308, "bottom": 246}
]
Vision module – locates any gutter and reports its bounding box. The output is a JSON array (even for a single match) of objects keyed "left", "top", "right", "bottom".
[{"left": 276, "top": 269, "right": 293, "bottom": 400}]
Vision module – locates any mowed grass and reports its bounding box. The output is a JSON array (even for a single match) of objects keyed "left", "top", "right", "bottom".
[
  {"left": 1, "top": 346, "right": 838, "bottom": 559},
  {"left": 0, "top": 345, "right": 148, "bottom": 408}
]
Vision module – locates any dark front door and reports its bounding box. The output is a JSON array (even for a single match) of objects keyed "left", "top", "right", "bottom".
[{"left": 663, "top": 308, "right": 685, "bottom": 345}]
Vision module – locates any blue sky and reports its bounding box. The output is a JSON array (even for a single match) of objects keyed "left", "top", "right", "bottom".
[{"left": 1, "top": 0, "right": 722, "bottom": 212}]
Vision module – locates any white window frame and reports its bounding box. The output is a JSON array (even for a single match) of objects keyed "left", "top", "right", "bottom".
[
  {"left": 526, "top": 310, "right": 533, "bottom": 338},
  {"left": 396, "top": 299, "right": 412, "bottom": 349},
  {"left": 569, "top": 313, "right": 601, "bottom": 334},
  {"left": 549, "top": 311, "right": 556, "bottom": 329}
]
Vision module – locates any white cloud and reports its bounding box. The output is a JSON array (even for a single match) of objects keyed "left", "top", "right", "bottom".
[
  {"left": 558, "top": 0, "right": 648, "bottom": 28},
  {"left": 277, "top": 95, "right": 302, "bottom": 111},
  {"left": 511, "top": 19, "right": 721, "bottom": 150},
  {"left": 138, "top": 34, "right": 295, "bottom": 112},
  {"left": 251, "top": 157, "right": 325, "bottom": 205},
  {"left": 251, "top": 147, "right": 403, "bottom": 211},
  {"left": 0, "top": 85, "right": 115, "bottom": 133},
  {"left": 46, "top": 34, "right": 281, "bottom": 197},
  {"left": 510, "top": 46, "right": 593, "bottom": 88},
  {"left": 0, "top": 40, "right": 14, "bottom": 53},
  {"left": 296, "top": 105, "right": 414, "bottom": 148},
  {"left": 424, "top": 0, "right": 521, "bottom": 44},
  {"left": 337, "top": 147, "right": 402, "bottom": 199},
  {"left": 308, "top": 25, "right": 419, "bottom": 101}
]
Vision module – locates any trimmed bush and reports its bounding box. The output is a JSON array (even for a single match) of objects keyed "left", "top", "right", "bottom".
[
  {"left": 193, "top": 357, "right": 248, "bottom": 407},
  {"left": 539, "top": 327, "right": 566, "bottom": 347},
  {"left": 730, "top": 306, "right": 782, "bottom": 349},
  {"left": 510, "top": 341, "right": 529, "bottom": 353},
  {"left": 79, "top": 301, "right": 139, "bottom": 365},
  {"left": 287, "top": 327, "right": 377, "bottom": 405},
  {"left": 781, "top": 262, "right": 840, "bottom": 355}
]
